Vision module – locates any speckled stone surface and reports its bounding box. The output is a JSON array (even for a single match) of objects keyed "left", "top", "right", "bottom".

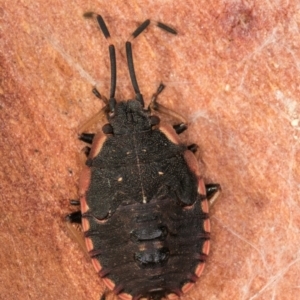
[{"left": 1, "top": 1, "right": 300, "bottom": 300}]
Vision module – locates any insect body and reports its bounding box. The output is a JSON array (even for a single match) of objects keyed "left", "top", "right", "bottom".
[{"left": 67, "top": 13, "right": 220, "bottom": 300}]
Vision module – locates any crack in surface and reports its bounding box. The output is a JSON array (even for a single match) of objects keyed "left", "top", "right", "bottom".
[{"left": 249, "top": 254, "right": 300, "bottom": 299}]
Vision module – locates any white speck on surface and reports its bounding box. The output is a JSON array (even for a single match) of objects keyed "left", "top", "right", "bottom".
[
  {"left": 291, "top": 119, "right": 299, "bottom": 127},
  {"left": 225, "top": 84, "right": 231, "bottom": 92},
  {"left": 275, "top": 90, "right": 298, "bottom": 118}
]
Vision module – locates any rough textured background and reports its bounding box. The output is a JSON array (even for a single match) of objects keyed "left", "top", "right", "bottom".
[{"left": 1, "top": 0, "right": 300, "bottom": 299}]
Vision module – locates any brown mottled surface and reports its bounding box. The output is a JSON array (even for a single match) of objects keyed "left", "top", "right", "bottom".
[{"left": 1, "top": 1, "right": 299, "bottom": 300}]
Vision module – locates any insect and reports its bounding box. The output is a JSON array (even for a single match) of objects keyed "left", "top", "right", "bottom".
[{"left": 66, "top": 13, "right": 221, "bottom": 300}]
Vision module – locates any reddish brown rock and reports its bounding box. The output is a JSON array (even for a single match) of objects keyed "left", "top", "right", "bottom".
[{"left": 1, "top": 1, "right": 299, "bottom": 299}]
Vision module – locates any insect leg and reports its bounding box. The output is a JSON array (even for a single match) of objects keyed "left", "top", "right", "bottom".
[
  {"left": 66, "top": 211, "right": 82, "bottom": 223},
  {"left": 65, "top": 210, "right": 90, "bottom": 258},
  {"left": 205, "top": 183, "right": 221, "bottom": 207},
  {"left": 149, "top": 83, "right": 188, "bottom": 134},
  {"left": 99, "top": 289, "right": 115, "bottom": 300},
  {"left": 187, "top": 144, "right": 198, "bottom": 153},
  {"left": 100, "top": 293, "right": 106, "bottom": 300},
  {"left": 78, "top": 133, "right": 95, "bottom": 144},
  {"left": 69, "top": 199, "right": 80, "bottom": 206},
  {"left": 77, "top": 106, "right": 107, "bottom": 134}
]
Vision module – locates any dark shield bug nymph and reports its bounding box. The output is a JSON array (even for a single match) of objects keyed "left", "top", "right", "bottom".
[{"left": 66, "top": 13, "right": 221, "bottom": 300}]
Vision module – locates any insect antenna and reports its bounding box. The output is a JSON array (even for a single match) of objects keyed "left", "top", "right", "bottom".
[
  {"left": 84, "top": 12, "right": 117, "bottom": 112},
  {"left": 126, "top": 19, "right": 177, "bottom": 107}
]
